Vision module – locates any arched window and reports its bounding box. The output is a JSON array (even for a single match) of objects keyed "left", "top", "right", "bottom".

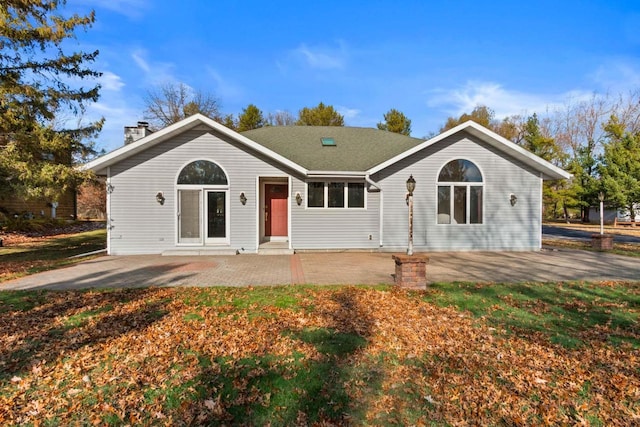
[
  {"left": 177, "top": 160, "right": 228, "bottom": 185},
  {"left": 437, "top": 159, "right": 483, "bottom": 224},
  {"left": 176, "top": 160, "right": 229, "bottom": 245}
]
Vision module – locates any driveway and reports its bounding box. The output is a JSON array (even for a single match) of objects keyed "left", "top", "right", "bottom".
[
  {"left": 543, "top": 225, "right": 640, "bottom": 243},
  {"left": 2, "top": 248, "right": 640, "bottom": 291}
]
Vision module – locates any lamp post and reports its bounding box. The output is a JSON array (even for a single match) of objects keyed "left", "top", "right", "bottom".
[
  {"left": 406, "top": 175, "right": 416, "bottom": 256},
  {"left": 598, "top": 191, "right": 605, "bottom": 235}
]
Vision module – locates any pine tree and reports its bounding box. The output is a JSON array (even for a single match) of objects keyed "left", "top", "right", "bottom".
[
  {"left": 296, "top": 102, "right": 344, "bottom": 126},
  {"left": 599, "top": 115, "right": 640, "bottom": 219},
  {"left": 237, "top": 104, "right": 265, "bottom": 132},
  {"left": 377, "top": 109, "right": 411, "bottom": 135},
  {"left": 0, "top": 0, "right": 103, "bottom": 202}
]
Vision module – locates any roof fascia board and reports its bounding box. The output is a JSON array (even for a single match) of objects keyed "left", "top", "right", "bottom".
[
  {"left": 463, "top": 122, "right": 571, "bottom": 180},
  {"left": 306, "top": 170, "right": 366, "bottom": 178},
  {"left": 82, "top": 114, "right": 308, "bottom": 175},
  {"left": 82, "top": 114, "right": 202, "bottom": 171},
  {"left": 368, "top": 120, "right": 571, "bottom": 180}
]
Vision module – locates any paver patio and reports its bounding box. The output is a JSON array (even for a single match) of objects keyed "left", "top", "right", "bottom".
[{"left": 3, "top": 247, "right": 640, "bottom": 291}]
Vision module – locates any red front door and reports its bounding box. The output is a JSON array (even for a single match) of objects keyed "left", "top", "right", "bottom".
[{"left": 265, "top": 184, "right": 288, "bottom": 236}]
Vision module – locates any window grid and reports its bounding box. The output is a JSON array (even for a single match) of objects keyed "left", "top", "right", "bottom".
[
  {"left": 306, "top": 182, "right": 365, "bottom": 209},
  {"left": 437, "top": 159, "right": 484, "bottom": 225}
]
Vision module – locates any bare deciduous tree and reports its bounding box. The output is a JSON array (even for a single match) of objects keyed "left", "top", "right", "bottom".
[
  {"left": 143, "top": 83, "right": 222, "bottom": 129},
  {"left": 266, "top": 110, "right": 296, "bottom": 126}
]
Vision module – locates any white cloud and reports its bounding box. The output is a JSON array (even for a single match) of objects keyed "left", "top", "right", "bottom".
[
  {"left": 337, "top": 106, "right": 360, "bottom": 120},
  {"left": 589, "top": 60, "right": 640, "bottom": 94},
  {"left": 130, "top": 49, "right": 177, "bottom": 85},
  {"left": 427, "top": 81, "right": 593, "bottom": 119},
  {"left": 98, "top": 71, "right": 125, "bottom": 92},
  {"left": 131, "top": 50, "right": 151, "bottom": 73},
  {"left": 291, "top": 42, "right": 347, "bottom": 70}
]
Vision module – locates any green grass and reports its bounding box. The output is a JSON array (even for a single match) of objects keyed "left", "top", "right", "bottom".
[
  {"left": 183, "top": 285, "right": 383, "bottom": 314},
  {"left": 230, "top": 286, "right": 310, "bottom": 311},
  {"left": 424, "top": 281, "right": 640, "bottom": 348},
  {"left": 2, "top": 285, "right": 638, "bottom": 425},
  {"left": 63, "top": 305, "right": 114, "bottom": 327},
  {"left": 0, "top": 290, "right": 48, "bottom": 313},
  {"left": 0, "top": 229, "right": 106, "bottom": 281}
]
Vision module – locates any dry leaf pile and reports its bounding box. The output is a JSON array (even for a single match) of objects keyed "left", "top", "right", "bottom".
[{"left": 0, "top": 286, "right": 638, "bottom": 425}]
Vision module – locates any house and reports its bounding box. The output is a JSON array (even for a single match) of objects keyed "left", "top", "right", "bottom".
[
  {"left": 0, "top": 190, "right": 75, "bottom": 219},
  {"left": 83, "top": 114, "right": 570, "bottom": 255}
]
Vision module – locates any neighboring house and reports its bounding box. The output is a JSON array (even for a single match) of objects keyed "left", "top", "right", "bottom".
[
  {"left": 0, "top": 190, "right": 75, "bottom": 219},
  {"left": 83, "top": 114, "right": 570, "bottom": 255},
  {"left": 614, "top": 206, "right": 640, "bottom": 222}
]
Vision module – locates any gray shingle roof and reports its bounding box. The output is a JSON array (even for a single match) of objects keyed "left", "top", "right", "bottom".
[{"left": 241, "top": 126, "right": 424, "bottom": 171}]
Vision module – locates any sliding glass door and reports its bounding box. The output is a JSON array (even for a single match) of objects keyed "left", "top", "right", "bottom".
[
  {"left": 178, "top": 189, "right": 228, "bottom": 245},
  {"left": 178, "top": 190, "right": 202, "bottom": 244},
  {"left": 205, "top": 191, "right": 226, "bottom": 243}
]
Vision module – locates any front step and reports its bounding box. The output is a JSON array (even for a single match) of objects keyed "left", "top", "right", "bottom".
[
  {"left": 257, "top": 248, "right": 294, "bottom": 255},
  {"left": 258, "top": 241, "right": 293, "bottom": 255},
  {"left": 162, "top": 249, "right": 238, "bottom": 256}
]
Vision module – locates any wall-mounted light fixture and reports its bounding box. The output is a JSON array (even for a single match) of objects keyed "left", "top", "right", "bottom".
[
  {"left": 295, "top": 192, "right": 302, "bottom": 206},
  {"left": 156, "top": 191, "right": 165, "bottom": 205},
  {"left": 239, "top": 192, "right": 247, "bottom": 205},
  {"left": 106, "top": 183, "right": 114, "bottom": 194},
  {"left": 510, "top": 193, "right": 517, "bottom": 206}
]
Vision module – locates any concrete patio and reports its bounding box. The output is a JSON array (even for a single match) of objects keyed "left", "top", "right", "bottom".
[{"left": 2, "top": 247, "right": 640, "bottom": 291}]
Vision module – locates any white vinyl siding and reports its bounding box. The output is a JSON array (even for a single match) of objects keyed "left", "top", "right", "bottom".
[
  {"left": 108, "top": 127, "right": 294, "bottom": 255},
  {"left": 375, "top": 131, "right": 542, "bottom": 251},
  {"left": 292, "top": 180, "right": 379, "bottom": 249}
]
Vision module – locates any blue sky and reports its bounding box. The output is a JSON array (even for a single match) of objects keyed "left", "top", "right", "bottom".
[{"left": 67, "top": 0, "right": 640, "bottom": 153}]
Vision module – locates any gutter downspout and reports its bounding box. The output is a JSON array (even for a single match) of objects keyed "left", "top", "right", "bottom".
[
  {"left": 365, "top": 174, "right": 383, "bottom": 247},
  {"left": 106, "top": 167, "right": 112, "bottom": 255},
  {"left": 540, "top": 172, "right": 543, "bottom": 250}
]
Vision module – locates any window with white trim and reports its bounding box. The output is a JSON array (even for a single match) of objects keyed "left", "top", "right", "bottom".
[
  {"left": 307, "top": 182, "right": 365, "bottom": 208},
  {"left": 176, "top": 160, "right": 229, "bottom": 244},
  {"left": 437, "top": 159, "right": 483, "bottom": 224}
]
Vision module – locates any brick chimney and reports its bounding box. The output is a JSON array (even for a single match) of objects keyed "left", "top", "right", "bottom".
[{"left": 124, "top": 121, "right": 153, "bottom": 145}]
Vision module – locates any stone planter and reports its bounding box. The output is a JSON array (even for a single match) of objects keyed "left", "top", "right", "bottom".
[
  {"left": 392, "top": 254, "right": 429, "bottom": 289},
  {"left": 591, "top": 234, "right": 613, "bottom": 251}
]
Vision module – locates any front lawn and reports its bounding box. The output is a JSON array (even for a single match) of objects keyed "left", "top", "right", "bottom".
[
  {"left": 0, "top": 228, "right": 107, "bottom": 282},
  {"left": 1, "top": 284, "right": 638, "bottom": 425}
]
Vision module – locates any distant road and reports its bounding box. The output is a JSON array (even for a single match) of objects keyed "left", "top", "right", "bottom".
[{"left": 543, "top": 225, "right": 640, "bottom": 244}]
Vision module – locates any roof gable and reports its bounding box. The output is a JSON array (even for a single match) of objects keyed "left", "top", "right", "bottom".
[
  {"left": 82, "top": 114, "right": 308, "bottom": 175},
  {"left": 368, "top": 121, "right": 572, "bottom": 180}
]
